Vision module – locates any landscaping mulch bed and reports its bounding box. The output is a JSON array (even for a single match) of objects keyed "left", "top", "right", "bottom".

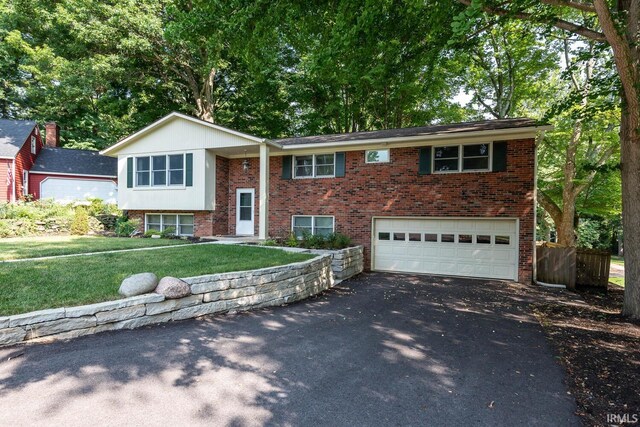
[{"left": 532, "top": 284, "right": 640, "bottom": 426}]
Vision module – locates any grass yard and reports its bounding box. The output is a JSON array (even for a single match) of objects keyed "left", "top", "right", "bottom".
[
  {"left": 611, "top": 255, "right": 624, "bottom": 266},
  {"left": 609, "top": 277, "right": 625, "bottom": 287},
  {"left": 0, "top": 235, "right": 189, "bottom": 261},
  {"left": 0, "top": 245, "right": 314, "bottom": 316}
]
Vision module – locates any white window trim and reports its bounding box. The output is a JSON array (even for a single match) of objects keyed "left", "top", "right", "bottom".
[
  {"left": 365, "top": 149, "right": 390, "bottom": 164},
  {"left": 22, "top": 170, "right": 28, "bottom": 195},
  {"left": 135, "top": 154, "right": 186, "bottom": 188},
  {"left": 291, "top": 215, "right": 335, "bottom": 237},
  {"left": 293, "top": 154, "right": 336, "bottom": 179},
  {"left": 145, "top": 213, "right": 194, "bottom": 236},
  {"left": 432, "top": 142, "right": 492, "bottom": 174},
  {"left": 30, "top": 136, "right": 37, "bottom": 154}
]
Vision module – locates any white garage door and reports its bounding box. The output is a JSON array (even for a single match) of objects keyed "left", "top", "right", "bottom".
[
  {"left": 373, "top": 218, "right": 518, "bottom": 280},
  {"left": 41, "top": 178, "right": 117, "bottom": 204}
]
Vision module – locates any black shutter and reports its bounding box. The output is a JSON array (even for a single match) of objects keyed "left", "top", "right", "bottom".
[
  {"left": 282, "top": 155, "right": 292, "bottom": 179},
  {"left": 127, "top": 157, "right": 133, "bottom": 188},
  {"left": 418, "top": 147, "right": 431, "bottom": 175},
  {"left": 185, "top": 153, "right": 193, "bottom": 186},
  {"left": 335, "top": 152, "right": 346, "bottom": 177},
  {"left": 492, "top": 141, "right": 507, "bottom": 172}
]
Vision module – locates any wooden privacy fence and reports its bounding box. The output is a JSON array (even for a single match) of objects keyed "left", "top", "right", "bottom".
[{"left": 536, "top": 243, "right": 611, "bottom": 289}]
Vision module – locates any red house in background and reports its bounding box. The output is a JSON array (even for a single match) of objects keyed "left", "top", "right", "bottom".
[
  {"left": 0, "top": 119, "right": 44, "bottom": 202},
  {"left": 0, "top": 120, "right": 117, "bottom": 203}
]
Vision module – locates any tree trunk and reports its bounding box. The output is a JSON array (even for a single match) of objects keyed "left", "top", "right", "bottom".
[{"left": 621, "top": 104, "right": 640, "bottom": 318}]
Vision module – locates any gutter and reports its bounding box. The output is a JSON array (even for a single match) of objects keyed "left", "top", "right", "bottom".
[{"left": 273, "top": 125, "right": 554, "bottom": 151}]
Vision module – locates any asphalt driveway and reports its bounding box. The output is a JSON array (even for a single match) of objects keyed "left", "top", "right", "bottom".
[{"left": 0, "top": 273, "right": 579, "bottom": 426}]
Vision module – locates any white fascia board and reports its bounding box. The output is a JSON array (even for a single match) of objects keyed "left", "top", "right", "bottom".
[
  {"left": 276, "top": 126, "right": 553, "bottom": 151},
  {"left": 28, "top": 171, "right": 117, "bottom": 179},
  {"left": 100, "top": 112, "right": 265, "bottom": 156}
]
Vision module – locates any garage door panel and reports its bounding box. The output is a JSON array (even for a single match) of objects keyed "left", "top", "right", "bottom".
[
  {"left": 373, "top": 218, "right": 518, "bottom": 281},
  {"left": 41, "top": 178, "right": 117, "bottom": 204}
]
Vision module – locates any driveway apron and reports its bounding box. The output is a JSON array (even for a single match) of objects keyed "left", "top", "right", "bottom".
[{"left": 0, "top": 272, "right": 579, "bottom": 426}]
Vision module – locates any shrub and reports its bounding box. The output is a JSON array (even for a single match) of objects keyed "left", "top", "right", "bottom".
[
  {"left": 325, "top": 232, "right": 352, "bottom": 249},
  {"left": 115, "top": 217, "right": 140, "bottom": 237},
  {"left": 262, "top": 239, "right": 279, "bottom": 246},
  {"left": 286, "top": 233, "right": 299, "bottom": 247},
  {"left": 144, "top": 229, "right": 161, "bottom": 238},
  {"left": 70, "top": 207, "right": 90, "bottom": 235},
  {"left": 300, "top": 231, "right": 327, "bottom": 249},
  {"left": 160, "top": 226, "right": 176, "bottom": 238}
]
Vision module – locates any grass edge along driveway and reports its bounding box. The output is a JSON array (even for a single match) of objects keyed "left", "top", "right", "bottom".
[{"left": 0, "top": 245, "right": 314, "bottom": 316}]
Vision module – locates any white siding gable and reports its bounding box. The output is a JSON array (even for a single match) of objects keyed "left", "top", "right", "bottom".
[{"left": 112, "top": 118, "right": 259, "bottom": 156}]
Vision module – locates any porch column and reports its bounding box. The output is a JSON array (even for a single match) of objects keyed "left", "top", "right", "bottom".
[{"left": 258, "top": 142, "right": 269, "bottom": 239}]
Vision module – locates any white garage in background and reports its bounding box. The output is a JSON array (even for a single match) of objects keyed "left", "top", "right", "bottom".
[
  {"left": 373, "top": 217, "right": 519, "bottom": 280},
  {"left": 40, "top": 177, "right": 117, "bottom": 204}
]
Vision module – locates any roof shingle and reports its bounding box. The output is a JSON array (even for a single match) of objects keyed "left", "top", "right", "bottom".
[
  {"left": 272, "top": 118, "right": 542, "bottom": 146},
  {"left": 0, "top": 119, "right": 37, "bottom": 157},
  {"left": 31, "top": 147, "right": 117, "bottom": 177}
]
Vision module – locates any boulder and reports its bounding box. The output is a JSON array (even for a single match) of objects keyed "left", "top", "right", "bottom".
[
  {"left": 155, "top": 276, "right": 190, "bottom": 299},
  {"left": 119, "top": 273, "right": 158, "bottom": 297}
]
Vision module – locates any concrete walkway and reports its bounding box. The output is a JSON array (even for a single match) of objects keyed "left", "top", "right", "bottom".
[{"left": 0, "top": 273, "right": 579, "bottom": 426}]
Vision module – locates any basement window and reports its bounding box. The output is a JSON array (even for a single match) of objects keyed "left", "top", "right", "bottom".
[{"left": 292, "top": 215, "right": 335, "bottom": 238}]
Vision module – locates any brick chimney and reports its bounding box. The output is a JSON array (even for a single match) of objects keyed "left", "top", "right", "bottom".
[{"left": 45, "top": 122, "right": 59, "bottom": 147}]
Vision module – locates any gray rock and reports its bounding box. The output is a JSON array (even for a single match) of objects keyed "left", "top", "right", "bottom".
[
  {"left": 119, "top": 273, "right": 158, "bottom": 297},
  {"left": 0, "top": 327, "right": 27, "bottom": 346},
  {"left": 9, "top": 308, "right": 66, "bottom": 327},
  {"left": 64, "top": 294, "right": 164, "bottom": 318},
  {"left": 146, "top": 295, "right": 202, "bottom": 315},
  {"left": 95, "top": 305, "right": 145, "bottom": 325},
  {"left": 155, "top": 277, "right": 190, "bottom": 299},
  {"left": 0, "top": 317, "right": 9, "bottom": 329},
  {"left": 25, "top": 316, "right": 96, "bottom": 340},
  {"left": 190, "top": 280, "right": 230, "bottom": 294}
]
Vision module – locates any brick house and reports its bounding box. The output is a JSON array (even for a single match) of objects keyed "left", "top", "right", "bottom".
[
  {"left": 0, "top": 120, "right": 117, "bottom": 203},
  {"left": 101, "top": 112, "right": 550, "bottom": 283}
]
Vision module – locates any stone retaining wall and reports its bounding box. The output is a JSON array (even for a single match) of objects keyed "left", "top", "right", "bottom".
[
  {"left": 0, "top": 254, "right": 335, "bottom": 347},
  {"left": 309, "top": 246, "right": 364, "bottom": 281}
]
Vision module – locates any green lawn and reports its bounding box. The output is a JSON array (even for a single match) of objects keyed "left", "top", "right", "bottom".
[
  {"left": 0, "top": 245, "right": 313, "bottom": 316},
  {"left": 611, "top": 255, "right": 624, "bottom": 266},
  {"left": 609, "top": 277, "right": 625, "bottom": 288},
  {"left": 0, "top": 235, "right": 189, "bottom": 261}
]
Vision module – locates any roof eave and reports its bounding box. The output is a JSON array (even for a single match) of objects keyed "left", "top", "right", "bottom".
[{"left": 277, "top": 125, "right": 553, "bottom": 150}]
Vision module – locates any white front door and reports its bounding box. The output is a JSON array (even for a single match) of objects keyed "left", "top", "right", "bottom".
[{"left": 236, "top": 188, "right": 255, "bottom": 235}]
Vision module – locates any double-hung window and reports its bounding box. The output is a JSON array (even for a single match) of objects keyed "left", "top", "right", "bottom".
[
  {"left": 136, "top": 154, "right": 185, "bottom": 187},
  {"left": 433, "top": 143, "right": 491, "bottom": 173},
  {"left": 145, "top": 214, "right": 194, "bottom": 236},
  {"left": 292, "top": 215, "right": 335, "bottom": 237},
  {"left": 294, "top": 154, "right": 335, "bottom": 178}
]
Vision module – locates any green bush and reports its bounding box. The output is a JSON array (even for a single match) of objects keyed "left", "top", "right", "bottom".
[
  {"left": 86, "top": 198, "right": 121, "bottom": 217},
  {"left": 161, "top": 226, "right": 176, "bottom": 238},
  {"left": 286, "top": 232, "right": 299, "bottom": 247},
  {"left": 262, "top": 239, "right": 279, "bottom": 246},
  {"left": 70, "top": 207, "right": 90, "bottom": 235},
  {"left": 115, "top": 217, "right": 140, "bottom": 237},
  {"left": 300, "top": 231, "right": 327, "bottom": 249},
  {"left": 143, "top": 229, "right": 161, "bottom": 238},
  {"left": 325, "top": 232, "right": 352, "bottom": 249}
]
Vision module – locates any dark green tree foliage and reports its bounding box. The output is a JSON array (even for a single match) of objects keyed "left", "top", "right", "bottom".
[{"left": 276, "top": 0, "right": 467, "bottom": 135}]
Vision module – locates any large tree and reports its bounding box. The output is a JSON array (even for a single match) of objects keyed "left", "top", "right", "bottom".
[{"left": 456, "top": 0, "right": 639, "bottom": 317}]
